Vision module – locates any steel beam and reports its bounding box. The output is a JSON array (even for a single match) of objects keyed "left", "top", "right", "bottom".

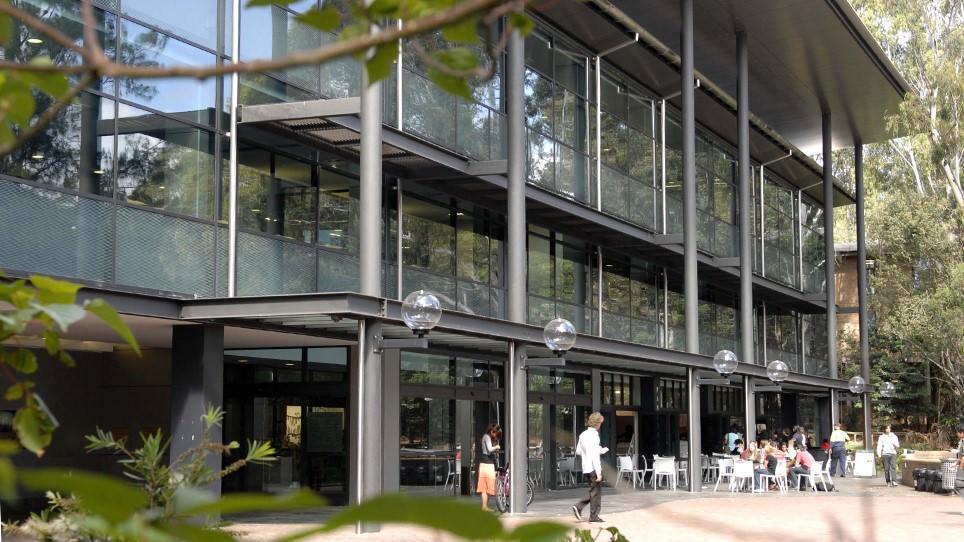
[
  {"left": 359, "top": 37, "right": 383, "bottom": 298},
  {"left": 822, "top": 112, "right": 837, "bottom": 379},
  {"left": 855, "top": 143, "right": 872, "bottom": 448},
  {"left": 507, "top": 341, "right": 528, "bottom": 513},
  {"left": 350, "top": 319, "right": 383, "bottom": 533},
  {"left": 681, "top": 0, "right": 699, "bottom": 360},
  {"left": 238, "top": 97, "right": 361, "bottom": 123},
  {"left": 744, "top": 377, "right": 757, "bottom": 443}
]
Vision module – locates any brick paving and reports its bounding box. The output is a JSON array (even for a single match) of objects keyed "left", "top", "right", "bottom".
[{"left": 225, "top": 477, "right": 963, "bottom": 541}]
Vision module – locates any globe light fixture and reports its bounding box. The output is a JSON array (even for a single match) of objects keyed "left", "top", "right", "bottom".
[
  {"left": 880, "top": 381, "right": 896, "bottom": 398},
  {"left": 522, "top": 319, "right": 577, "bottom": 369},
  {"left": 766, "top": 360, "right": 790, "bottom": 383},
  {"left": 712, "top": 350, "right": 739, "bottom": 376},
  {"left": 848, "top": 375, "right": 866, "bottom": 394},
  {"left": 543, "top": 318, "right": 577, "bottom": 354},
  {"left": 400, "top": 290, "right": 442, "bottom": 336}
]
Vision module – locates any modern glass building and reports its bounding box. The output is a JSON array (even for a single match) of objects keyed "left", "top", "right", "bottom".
[{"left": 1, "top": 0, "right": 904, "bottom": 513}]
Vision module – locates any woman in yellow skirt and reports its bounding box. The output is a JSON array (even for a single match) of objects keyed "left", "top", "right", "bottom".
[{"left": 477, "top": 422, "right": 502, "bottom": 510}]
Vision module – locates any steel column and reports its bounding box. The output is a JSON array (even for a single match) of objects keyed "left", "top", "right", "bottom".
[
  {"left": 682, "top": 1, "right": 700, "bottom": 486},
  {"left": 360, "top": 31, "right": 384, "bottom": 298},
  {"left": 686, "top": 367, "right": 702, "bottom": 492},
  {"left": 507, "top": 341, "right": 528, "bottom": 512},
  {"left": 855, "top": 143, "right": 872, "bottom": 448},
  {"left": 822, "top": 112, "right": 837, "bottom": 379},
  {"left": 737, "top": 31, "right": 753, "bottom": 369},
  {"left": 226, "top": 0, "right": 240, "bottom": 297},
  {"left": 681, "top": 0, "right": 699, "bottom": 358},
  {"left": 349, "top": 319, "right": 383, "bottom": 532},
  {"left": 744, "top": 378, "right": 756, "bottom": 444},
  {"left": 506, "top": 28, "right": 528, "bottom": 513}
]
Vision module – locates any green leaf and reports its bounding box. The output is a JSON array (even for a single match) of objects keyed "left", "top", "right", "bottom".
[
  {"left": 0, "top": 457, "right": 15, "bottom": 500},
  {"left": 503, "top": 521, "right": 573, "bottom": 542},
  {"left": 42, "top": 329, "right": 60, "bottom": 355},
  {"left": 0, "top": 120, "right": 13, "bottom": 145},
  {"left": 434, "top": 48, "right": 480, "bottom": 71},
  {"left": 58, "top": 349, "right": 75, "bottom": 367},
  {"left": 30, "top": 275, "right": 82, "bottom": 304},
  {"left": 0, "top": 13, "right": 12, "bottom": 45},
  {"left": 5, "top": 83, "right": 35, "bottom": 126},
  {"left": 84, "top": 299, "right": 141, "bottom": 356},
  {"left": 279, "top": 494, "right": 503, "bottom": 542},
  {"left": 182, "top": 489, "right": 325, "bottom": 517},
  {"left": 367, "top": 0, "right": 400, "bottom": 17},
  {"left": 295, "top": 6, "right": 341, "bottom": 32},
  {"left": 441, "top": 17, "right": 479, "bottom": 45},
  {"left": 364, "top": 43, "right": 398, "bottom": 85},
  {"left": 26, "top": 59, "right": 70, "bottom": 96},
  {"left": 428, "top": 69, "right": 472, "bottom": 101},
  {"left": 19, "top": 468, "right": 149, "bottom": 524},
  {"left": 5, "top": 381, "right": 35, "bottom": 401},
  {"left": 6, "top": 348, "right": 38, "bottom": 374},
  {"left": 35, "top": 303, "right": 86, "bottom": 331},
  {"left": 0, "top": 439, "right": 20, "bottom": 455},
  {"left": 508, "top": 13, "right": 535, "bottom": 37},
  {"left": 14, "top": 405, "right": 55, "bottom": 456}
]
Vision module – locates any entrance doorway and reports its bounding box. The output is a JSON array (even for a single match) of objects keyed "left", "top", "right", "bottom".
[{"left": 222, "top": 347, "right": 350, "bottom": 504}]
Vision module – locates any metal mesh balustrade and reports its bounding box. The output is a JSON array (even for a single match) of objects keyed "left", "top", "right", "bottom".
[
  {"left": 317, "top": 248, "right": 359, "bottom": 293},
  {"left": 115, "top": 207, "right": 217, "bottom": 296},
  {"left": 0, "top": 180, "right": 112, "bottom": 283},
  {"left": 216, "top": 227, "right": 228, "bottom": 297},
  {"left": 237, "top": 232, "right": 315, "bottom": 296}
]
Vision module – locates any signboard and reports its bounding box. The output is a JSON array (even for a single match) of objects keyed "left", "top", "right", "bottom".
[{"left": 853, "top": 450, "right": 876, "bottom": 477}]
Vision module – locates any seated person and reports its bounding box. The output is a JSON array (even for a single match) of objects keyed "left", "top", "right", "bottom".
[
  {"left": 789, "top": 442, "right": 815, "bottom": 489},
  {"left": 730, "top": 439, "right": 745, "bottom": 457}
]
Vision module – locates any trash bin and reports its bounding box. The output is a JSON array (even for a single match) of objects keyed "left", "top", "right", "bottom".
[{"left": 940, "top": 459, "right": 958, "bottom": 491}]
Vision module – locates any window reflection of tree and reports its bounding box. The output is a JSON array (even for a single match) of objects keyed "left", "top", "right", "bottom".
[{"left": 0, "top": 1, "right": 115, "bottom": 195}]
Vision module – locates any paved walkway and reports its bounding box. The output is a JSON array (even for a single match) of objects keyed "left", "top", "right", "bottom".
[{"left": 226, "top": 477, "right": 964, "bottom": 541}]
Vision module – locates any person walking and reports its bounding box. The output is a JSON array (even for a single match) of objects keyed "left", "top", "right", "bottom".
[
  {"left": 572, "top": 412, "right": 608, "bottom": 523},
  {"left": 476, "top": 423, "right": 502, "bottom": 510},
  {"left": 876, "top": 424, "right": 900, "bottom": 487},
  {"left": 724, "top": 425, "right": 740, "bottom": 453},
  {"left": 829, "top": 423, "right": 850, "bottom": 477}
]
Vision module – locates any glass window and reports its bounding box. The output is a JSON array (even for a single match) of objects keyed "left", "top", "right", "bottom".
[
  {"left": 403, "top": 198, "right": 454, "bottom": 275},
  {"left": 119, "top": 20, "right": 218, "bottom": 126},
  {"left": 400, "top": 352, "right": 452, "bottom": 386},
  {"left": 115, "top": 105, "right": 216, "bottom": 219},
  {"left": 233, "top": 147, "right": 317, "bottom": 242},
  {"left": 122, "top": 0, "right": 224, "bottom": 52},
  {"left": 317, "top": 167, "right": 359, "bottom": 253},
  {"left": 1, "top": 92, "right": 114, "bottom": 196},
  {"left": 2, "top": 1, "right": 116, "bottom": 91}
]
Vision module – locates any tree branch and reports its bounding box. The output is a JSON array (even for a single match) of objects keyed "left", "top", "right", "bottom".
[
  {"left": 0, "top": 72, "right": 94, "bottom": 157},
  {"left": 80, "top": 0, "right": 106, "bottom": 67}
]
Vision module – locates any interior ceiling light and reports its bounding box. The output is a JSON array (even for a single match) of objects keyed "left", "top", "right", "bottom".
[{"left": 27, "top": 37, "right": 43, "bottom": 44}]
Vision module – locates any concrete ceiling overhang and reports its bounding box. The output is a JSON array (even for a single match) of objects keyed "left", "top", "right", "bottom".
[{"left": 532, "top": 0, "right": 909, "bottom": 207}]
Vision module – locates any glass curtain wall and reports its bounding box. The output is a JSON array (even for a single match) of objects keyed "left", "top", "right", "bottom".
[
  {"left": 401, "top": 27, "right": 505, "bottom": 160},
  {"left": 527, "top": 368, "right": 592, "bottom": 489},
  {"left": 597, "top": 254, "right": 660, "bottom": 345},
  {"left": 764, "top": 307, "right": 800, "bottom": 372},
  {"left": 594, "top": 70, "right": 659, "bottom": 230},
  {"left": 800, "top": 196, "right": 825, "bottom": 293},
  {"left": 399, "top": 192, "right": 505, "bottom": 318},
  {"left": 524, "top": 30, "right": 591, "bottom": 204},
  {"left": 399, "top": 352, "right": 504, "bottom": 497},
  {"left": 0, "top": 0, "right": 226, "bottom": 296},
  {"left": 698, "top": 290, "right": 739, "bottom": 356},
  {"left": 761, "top": 174, "right": 799, "bottom": 287},
  {"left": 527, "top": 226, "right": 595, "bottom": 333}
]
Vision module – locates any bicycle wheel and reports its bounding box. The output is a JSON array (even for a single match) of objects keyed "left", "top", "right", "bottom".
[
  {"left": 526, "top": 479, "right": 534, "bottom": 506},
  {"left": 495, "top": 477, "right": 508, "bottom": 513}
]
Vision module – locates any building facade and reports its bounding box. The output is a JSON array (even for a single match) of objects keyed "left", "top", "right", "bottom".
[{"left": 0, "top": 0, "right": 904, "bottom": 512}]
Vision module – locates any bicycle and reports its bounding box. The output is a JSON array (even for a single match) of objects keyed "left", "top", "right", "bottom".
[{"left": 494, "top": 462, "right": 534, "bottom": 513}]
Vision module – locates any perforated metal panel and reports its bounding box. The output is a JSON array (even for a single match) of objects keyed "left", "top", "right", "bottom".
[
  {"left": 115, "top": 206, "right": 217, "bottom": 296},
  {"left": 216, "top": 226, "right": 228, "bottom": 297},
  {"left": 0, "top": 180, "right": 112, "bottom": 283},
  {"left": 237, "top": 232, "right": 315, "bottom": 296},
  {"left": 317, "top": 248, "right": 358, "bottom": 293}
]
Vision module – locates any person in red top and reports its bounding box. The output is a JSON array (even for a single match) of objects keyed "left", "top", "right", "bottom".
[
  {"left": 820, "top": 439, "right": 831, "bottom": 452},
  {"left": 789, "top": 442, "right": 815, "bottom": 489}
]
